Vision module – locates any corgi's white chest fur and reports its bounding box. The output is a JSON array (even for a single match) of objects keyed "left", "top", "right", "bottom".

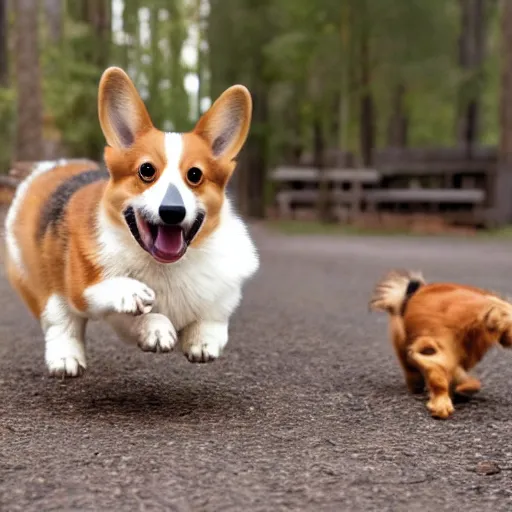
[{"left": 97, "top": 198, "right": 258, "bottom": 331}]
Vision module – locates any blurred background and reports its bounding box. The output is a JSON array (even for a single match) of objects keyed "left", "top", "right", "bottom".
[{"left": 3, "top": 0, "right": 512, "bottom": 232}]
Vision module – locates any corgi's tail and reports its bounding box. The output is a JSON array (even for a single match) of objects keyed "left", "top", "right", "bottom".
[{"left": 369, "top": 269, "right": 426, "bottom": 316}]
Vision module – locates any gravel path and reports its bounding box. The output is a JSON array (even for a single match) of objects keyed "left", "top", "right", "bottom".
[{"left": 2, "top": 221, "right": 512, "bottom": 511}]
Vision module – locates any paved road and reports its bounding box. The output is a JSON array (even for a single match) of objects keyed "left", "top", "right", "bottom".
[{"left": 2, "top": 220, "right": 512, "bottom": 511}]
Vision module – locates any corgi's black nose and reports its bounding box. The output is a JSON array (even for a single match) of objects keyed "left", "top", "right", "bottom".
[{"left": 159, "top": 184, "right": 186, "bottom": 225}]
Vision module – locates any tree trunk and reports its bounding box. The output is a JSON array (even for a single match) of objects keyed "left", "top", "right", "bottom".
[
  {"left": 68, "top": 0, "right": 111, "bottom": 69},
  {"left": 148, "top": 6, "right": 162, "bottom": 127},
  {"left": 0, "top": 0, "right": 8, "bottom": 86},
  {"left": 288, "top": 93, "right": 303, "bottom": 165},
  {"left": 215, "top": 0, "right": 269, "bottom": 219},
  {"left": 456, "top": 0, "right": 486, "bottom": 153},
  {"left": 207, "top": 0, "right": 238, "bottom": 100},
  {"left": 120, "top": 0, "right": 138, "bottom": 70},
  {"left": 359, "top": 1, "right": 375, "bottom": 167},
  {"left": 386, "top": 84, "right": 408, "bottom": 147},
  {"left": 44, "top": 0, "right": 63, "bottom": 43},
  {"left": 168, "top": 1, "right": 190, "bottom": 131},
  {"left": 87, "top": 0, "right": 111, "bottom": 69},
  {"left": 494, "top": 0, "right": 512, "bottom": 225},
  {"left": 14, "top": 0, "right": 43, "bottom": 161},
  {"left": 248, "top": 88, "right": 268, "bottom": 219},
  {"left": 196, "top": 0, "right": 207, "bottom": 118},
  {"left": 279, "top": 86, "right": 303, "bottom": 165},
  {"left": 236, "top": 85, "right": 268, "bottom": 219},
  {"left": 314, "top": 115, "right": 333, "bottom": 222}
]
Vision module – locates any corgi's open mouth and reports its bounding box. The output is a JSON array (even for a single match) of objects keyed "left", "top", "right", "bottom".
[{"left": 123, "top": 207, "right": 205, "bottom": 263}]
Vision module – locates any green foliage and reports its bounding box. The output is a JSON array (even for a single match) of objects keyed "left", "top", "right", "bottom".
[
  {"left": 7, "top": 0, "right": 505, "bottom": 169},
  {"left": 263, "top": 0, "right": 473, "bottom": 159},
  {"left": 42, "top": 16, "right": 106, "bottom": 159},
  {"left": 0, "top": 86, "right": 15, "bottom": 170},
  {"left": 40, "top": 0, "right": 194, "bottom": 158},
  {"left": 481, "top": 5, "right": 501, "bottom": 146}
]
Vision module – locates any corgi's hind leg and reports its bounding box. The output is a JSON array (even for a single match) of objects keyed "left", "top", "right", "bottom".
[
  {"left": 409, "top": 336, "right": 456, "bottom": 419},
  {"left": 42, "top": 295, "right": 87, "bottom": 378},
  {"left": 6, "top": 260, "right": 41, "bottom": 318},
  {"left": 5, "top": 264, "right": 85, "bottom": 377}
]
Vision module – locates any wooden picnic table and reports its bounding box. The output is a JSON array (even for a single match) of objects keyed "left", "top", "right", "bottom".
[
  {"left": 270, "top": 147, "right": 497, "bottom": 227},
  {"left": 270, "top": 166, "right": 381, "bottom": 219},
  {"left": 270, "top": 166, "right": 380, "bottom": 183}
]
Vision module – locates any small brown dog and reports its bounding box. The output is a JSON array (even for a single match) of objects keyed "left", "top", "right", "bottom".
[{"left": 369, "top": 270, "right": 512, "bottom": 419}]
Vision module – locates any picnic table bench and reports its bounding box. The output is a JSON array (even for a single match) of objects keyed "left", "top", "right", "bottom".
[
  {"left": 365, "top": 188, "right": 485, "bottom": 205},
  {"left": 369, "top": 147, "right": 496, "bottom": 226},
  {"left": 270, "top": 166, "right": 380, "bottom": 220},
  {"left": 270, "top": 147, "right": 496, "bottom": 227}
]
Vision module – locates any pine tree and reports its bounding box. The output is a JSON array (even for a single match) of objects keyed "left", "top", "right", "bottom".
[{"left": 14, "top": 0, "right": 43, "bottom": 161}]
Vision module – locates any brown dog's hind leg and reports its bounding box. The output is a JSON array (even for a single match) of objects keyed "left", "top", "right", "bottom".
[
  {"left": 403, "top": 366, "right": 425, "bottom": 394},
  {"left": 408, "top": 336, "right": 455, "bottom": 419},
  {"left": 453, "top": 366, "right": 481, "bottom": 396},
  {"left": 399, "top": 348, "right": 425, "bottom": 394},
  {"left": 389, "top": 316, "right": 425, "bottom": 394}
]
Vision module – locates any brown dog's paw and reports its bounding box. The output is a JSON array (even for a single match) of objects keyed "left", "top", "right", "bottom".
[
  {"left": 482, "top": 303, "right": 512, "bottom": 346},
  {"left": 483, "top": 304, "right": 507, "bottom": 330},
  {"left": 454, "top": 377, "right": 481, "bottom": 397},
  {"left": 427, "top": 396, "right": 454, "bottom": 419}
]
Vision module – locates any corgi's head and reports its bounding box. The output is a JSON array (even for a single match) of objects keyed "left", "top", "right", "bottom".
[{"left": 98, "top": 66, "right": 252, "bottom": 264}]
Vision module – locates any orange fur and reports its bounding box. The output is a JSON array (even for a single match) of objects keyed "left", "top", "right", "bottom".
[
  {"left": 98, "top": 68, "right": 251, "bottom": 247},
  {"left": 370, "top": 271, "right": 512, "bottom": 419},
  {"left": 100, "top": 129, "right": 230, "bottom": 247},
  {"left": 7, "top": 160, "right": 104, "bottom": 318}
]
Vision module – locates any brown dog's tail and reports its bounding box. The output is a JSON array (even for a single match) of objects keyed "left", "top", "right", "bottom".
[{"left": 369, "top": 269, "right": 426, "bottom": 316}]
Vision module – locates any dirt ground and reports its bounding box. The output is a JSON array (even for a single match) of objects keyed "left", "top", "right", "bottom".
[{"left": 2, "top": 215, "right": 512, "bottom": 511}]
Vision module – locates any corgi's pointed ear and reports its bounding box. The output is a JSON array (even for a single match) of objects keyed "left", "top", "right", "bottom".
[
  {"left": 98, "top": 67, "right": 153, "bottom": 149},
  {"left": 194, "top": 85, "right": 252, "bottom": 160}
]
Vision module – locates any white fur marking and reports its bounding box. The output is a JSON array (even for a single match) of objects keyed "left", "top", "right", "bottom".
[
  {"left": 4, "top": 159, "right": 69, "bottom": 277},
  {"left": 83, "top": 277, "right": 156, "bottom": 318},
  {"left": 42, "top": 294, "right": 87, "bottom": 378},
  {"left": 130, "top": 133, "right": 198, "bottom": 226}
]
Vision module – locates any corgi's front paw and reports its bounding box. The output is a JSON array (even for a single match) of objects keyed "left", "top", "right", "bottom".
[
  {"left": 180, "top": 320, "right": 229, "bottom": 363},
  {"left": 116, "top": 279, "right": 155, "bottom": 315},
  {"left": 138, "top": 314, "right": 177, "bottom": 353},
  {"left": 84, "top": 277, "right": 155, "bottom": 317}
]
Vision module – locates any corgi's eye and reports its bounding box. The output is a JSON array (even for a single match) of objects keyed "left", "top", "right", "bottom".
[
  {"left": 138, "top": 162, "right": 156, "bottom": 182},
  {"left": 186, "top": 167, "right": 203, "bottom": 185}
]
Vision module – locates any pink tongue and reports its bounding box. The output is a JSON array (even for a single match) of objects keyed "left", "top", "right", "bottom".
[{"left": 153, "top": 225, "right": 185, "bottom": 260}]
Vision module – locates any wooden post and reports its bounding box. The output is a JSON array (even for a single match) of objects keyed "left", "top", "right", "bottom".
[
  {"left": 456, "top": 0, "right": 487, "bottom": 151},
  {"left": 350, "top": 180, "right": 362, "bottom": 222},
  {"left": 494, "top": 0, "right": 512, "bottom": 225}
]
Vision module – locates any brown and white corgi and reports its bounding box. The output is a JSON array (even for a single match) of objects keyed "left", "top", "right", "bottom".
[{"left": 4, "top": 67, "right": 259, "bottom": 378}]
